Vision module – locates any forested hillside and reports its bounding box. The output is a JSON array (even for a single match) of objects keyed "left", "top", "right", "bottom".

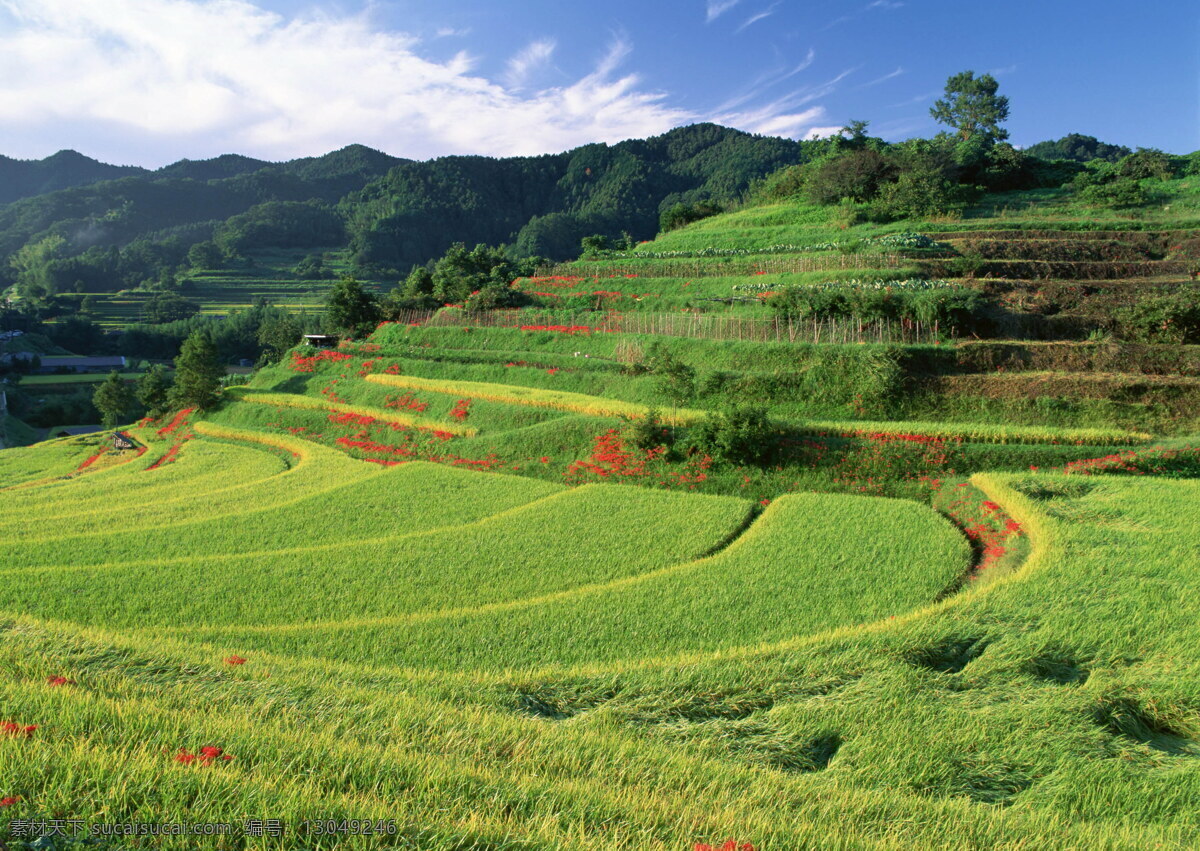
[{"left": 0, "top": 124, "right": 809, "bottom": 297}]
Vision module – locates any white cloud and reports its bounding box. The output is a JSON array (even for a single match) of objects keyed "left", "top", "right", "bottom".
[
  {"left": 434, "top": 26, "right": 470, "bottom": 38},
  {"left": 735, "top": 3, "right": 779, "bottom": 33},
  {"left": 0, "top": 0, "right": 699, "bottom": 165},
  {"left": 862, "top": 66, "right": 904, "bottom": 87},
  {"left": 504, "top": 38, "right": 556, "bottom": 89},
  {"left": 0, "top": 0, "right": 847, "bottom": 165},
  {"left": 706, "top": 0, "right": 742, "bottom": 23},
  {"left": 866, "top": 0, "right": 904, "bottom": 9}
]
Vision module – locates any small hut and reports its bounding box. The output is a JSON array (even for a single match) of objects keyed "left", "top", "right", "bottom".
[
  {"left": 303, "top": 334, "right": 340, "bottom": 348},
  {"left": 112, "top": 431, "right": 137, "bottom": 450}
]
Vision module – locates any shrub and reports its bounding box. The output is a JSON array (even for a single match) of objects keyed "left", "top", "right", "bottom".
[
  {"left": 647, "top": 344, "right": 697, "bottom": 405},
  {"left": 1117, "top": 291, "right": 1200, "bottom": 344},
  {"left": 1080, "top": 178, "right": 1149, "bottom": 209},
  {"left": 805, "top": 149, "right": 894, "bottom": 205},
  {"left": 690, "top": 405, "right": 777, "bottom": 466},
  {"left": 621, "top": 409, "right": 673, "bottom": 451}
]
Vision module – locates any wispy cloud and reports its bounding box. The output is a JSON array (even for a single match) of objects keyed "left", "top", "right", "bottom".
[
  {"left": 713, "top": 47, "right": 817, "bottom": 113},
  {"left": 862, "top": 66, "right": 904, "bottom": 87},
  {"left": 706, "top": 0, "right": 742, "bottom": 22},
  {"left": 889, "top": 90, "right": 940, "bottom": 108},
  {"left": 504, "top": 38, "right": 556, "bottom": 89},
  {"left": 713, "top": 66, "right": 858, "bottom": 139},
  {"left": 988, "top": 64, "right": 1018, "bottom": 76},
  {"left": 434, "top": 27, "right": 470, "bottom": 38},
  {"left": 827, "top": 0, "right": 903, "bottom": 30},
  {"left": 0, "top": 1, "right": 701, "bottom": 165},
  {"left": 735, "top": 2, "right": 779, "bottom": 33}
]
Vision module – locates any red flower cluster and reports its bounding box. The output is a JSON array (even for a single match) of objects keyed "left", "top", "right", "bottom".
[
  {"left": 384, "top": 363, "right": 403, "bottom": 374},
  {"left": 157, "top": 408, "right": 195, "bottom": 437},
  {"left": 450, "top": 399, "right": 472, "bottom": 421},
  {"left": 175, "top": 746, "right": 234, "bottom": 766},
  {"left": 329, "top": 412, "right": 376, "bottom": 427},
  {"left": 46, "top": 676, "right": 75, "bottom": 687},
  {"left": 1063, "top": 445, "right": 1200, "bottom": 476},
  {"left": 519, "top": 325, "right": 593, "bottom": 335},
  {"left": 146, "top": 437, "right": 190, "bottom": 471},
  {"left": 831, "top": 432, "right": 961, "bottom": 495},
  {"left": 1, "top": 721, "right": 37, "bottom": 737},
  {"left": 76, "top": 448, "right": 107, "bottom": 472},
  {"left": 385, "top": 392, "right": 428, "bottom": 412},
  {"left": 934, "top": 481, "right": 1023, "bottom": 576},
  {"left": 0, "top": 796, "right": 20, "bottom": 807},
  {"left": 225, "top": 655, "right": 247, "bottom": 666},
  {"left": 289, "top": 349, "right": 353, "bottom": 373},
  {"left": 696, "top": 841, "right": 755, "bottom": 851}
]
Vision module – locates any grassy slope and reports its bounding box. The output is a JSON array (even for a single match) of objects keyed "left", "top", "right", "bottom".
[
  {"left": 3, "top": 182, "right": 1200, "bottom": 849},
  {"left": 1, "top": 460, "right": 1197, "bottom": 849}
]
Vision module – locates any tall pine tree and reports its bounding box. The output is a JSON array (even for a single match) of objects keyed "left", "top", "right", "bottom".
[{"left": 169, "top": 331, "right": 223, "bottom": 410}]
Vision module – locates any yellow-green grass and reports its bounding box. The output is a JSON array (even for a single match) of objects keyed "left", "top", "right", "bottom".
[
  {"left": 227, "top": 389, "right": 479, "bottom": 436},
  {"left": 0, "top": 440, "right": 287, "bottom": 527},
  {"left": 0, "top": 484, "right": 752, "bottom": 630},
  {"left": 366, "top": 372, "right": 708, "bottom": 425},
  {"left": 182, "top": 491, "right": 969, "bottom": 672},
  {"left": 2, "top": 469, "right": 1199, "bottom": 848},
  {"left": 799, "top": 418, "right": 1152, "bottom": 446},
  {"left": 363, "top": 372, "right": 1149, "bottom": 446},
  {"left": 2, "top": 458, "right": 564, "bottom": 570}
]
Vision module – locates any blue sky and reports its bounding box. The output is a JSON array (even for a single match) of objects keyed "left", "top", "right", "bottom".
[{"left": 0, "top": 0, "right": 1196, "bottom": 167}]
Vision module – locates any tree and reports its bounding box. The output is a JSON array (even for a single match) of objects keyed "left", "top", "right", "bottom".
[
  {"left": 930, "top": 71, "right": 1010, "bottom": 144},
  {"left": 186, "top": 240, "right": 224, "bottom": 269},
  {"left": 142, "top": 292, "right": 201, "bottom": 324},
  {"left": 325, "top": 276, "right": 380, "bottom": 337},
  {"left": 169, "top": 330, "right": 223, "bottom": 410},
  {"left": 256, "top": 314, "right": 302, "bottom": 364},
  {"left": 10, "top": 234, "right": 67, "bottom": 300},
  {"left": 136, "top": 364, "right": 173, "bottom": 418},
  {"left": 93, "top": 371, "right": 134, "bottom": 429}
]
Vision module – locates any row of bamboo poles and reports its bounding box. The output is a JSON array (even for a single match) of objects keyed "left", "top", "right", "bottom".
[{"left": 385, "top": 308, "right": 943, "bottom": 345}]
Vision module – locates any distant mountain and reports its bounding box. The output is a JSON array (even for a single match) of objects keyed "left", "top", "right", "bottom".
[
  {"left": 343, "top": 123, "right": 810, "bottom": 267},
  {"left": 155, "top": 154, "right": 273, "bottom": 182},
  {"left": 0, "top": 125, "right": 815, "bottom": 286},
  {"left": 0, "top": 150, "right": 148, "bottom": 205}
]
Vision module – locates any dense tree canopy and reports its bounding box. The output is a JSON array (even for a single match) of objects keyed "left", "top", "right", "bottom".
[{"left": 931, "top": 71, "right": 1010, "bottom": 144}]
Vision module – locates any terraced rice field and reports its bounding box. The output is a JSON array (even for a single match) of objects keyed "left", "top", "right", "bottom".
[
  {"left": 5, "top": 189, "right": 1200, "bottom": 848},
  {"left": 3, "top": 401, "right": 1199, "bottom": 849}
]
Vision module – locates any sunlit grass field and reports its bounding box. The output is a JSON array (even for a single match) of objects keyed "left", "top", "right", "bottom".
[
  {"left": 5, "top": 187, "right": 1200, "bottom": 849},
  {"left": 2, "top": 415, "right": 1198, "bottom": 849}
]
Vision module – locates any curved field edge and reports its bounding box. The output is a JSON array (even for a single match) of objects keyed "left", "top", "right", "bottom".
[
  {"left": 365, "top": 372, "right": 1149, "bottom": 445},
  {"left": 167, "top": 491, "right": 971, "bottom": 672},
  {"left": 227, "top": 388, "right": 479, "bottom": 436},
  {"left": 2, "top": 470, "right": 1198, "bottom": 849}
]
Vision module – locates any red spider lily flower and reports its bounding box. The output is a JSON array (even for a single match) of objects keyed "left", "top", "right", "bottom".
[
  {"left": 175, "top": 749, "right": 197, "bottom": 764},
  {"left": 1, "top": 722, "right": 37, "bottom": 738},
  {"left": 225, "top": 655, "right": 247, "bottom": 666},
  {"left": 76, "top": 449, "right": 107, "bottom": 471},
  {"left": 695, "top": 841, "right": 755, "bottom": 851},
  {"left": 539, "top": 457, "right": 550, "bottom": 463},
  {"left": 0, "top": 796, "right": 20, "bottom": 807},
  {"left": 198, "top": 746, "right": 234, "bottom": 764},
  {"left": 46, "top": 676, "right": 75, "bottom": 687},
  {"left": 760, "top": 499, "right": 770, "bottom": 506}
]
